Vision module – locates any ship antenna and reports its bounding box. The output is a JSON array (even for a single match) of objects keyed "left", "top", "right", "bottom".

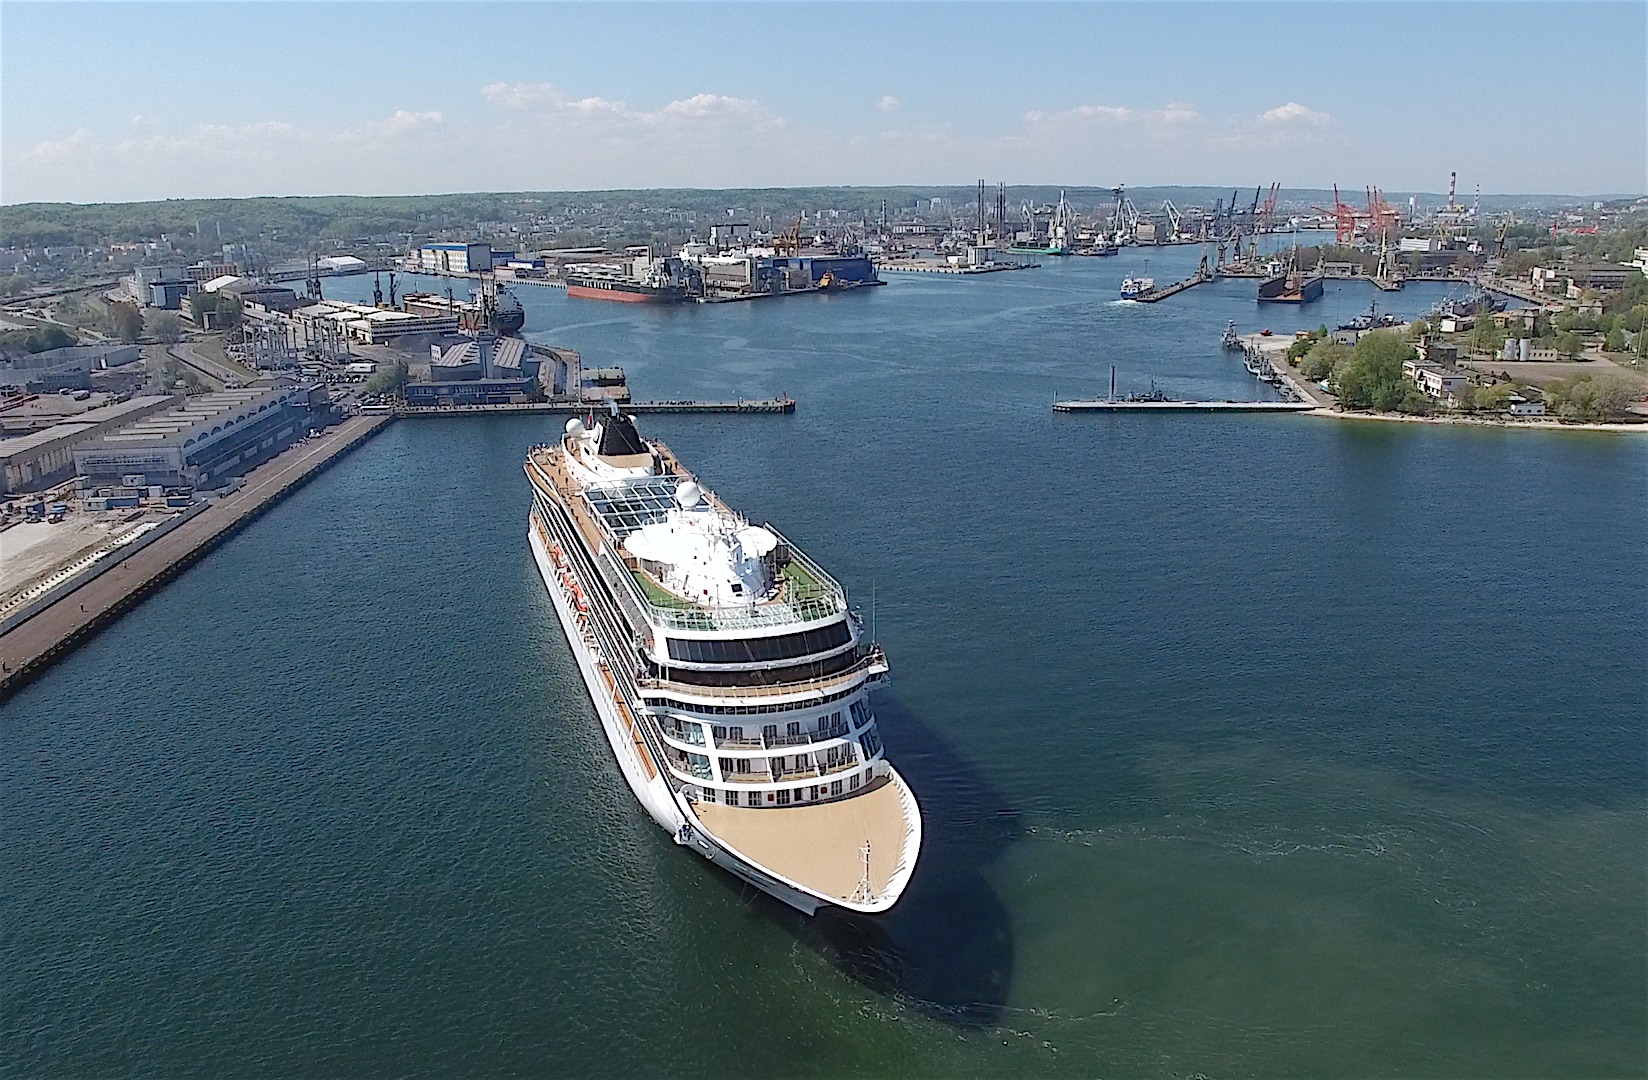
[
  {"left": 852, "top": 840, "right": 874, "bottom": 904},
  {"left": 870, "top": 578, "right": 876, "bottom": 643}
]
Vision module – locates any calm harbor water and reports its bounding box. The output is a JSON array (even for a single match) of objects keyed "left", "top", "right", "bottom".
[{"left": 5, "top": 249, "right": 1646, "bottom": 1077}]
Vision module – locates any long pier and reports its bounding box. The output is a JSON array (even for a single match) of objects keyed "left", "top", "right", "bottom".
[
  {"left": 1054, "top": 399, "right": 1318, "bottom": 413},
  {"left": 0, "top": 412, "right": 394, "bottom": 700},
  {"left": 1136, "top": 272, "right": 1211, "bottom": 303},
  {"left": 393, "top": 397, "right": 796, "bottom": 418}
]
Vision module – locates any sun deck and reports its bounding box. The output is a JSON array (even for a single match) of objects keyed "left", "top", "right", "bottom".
[
  {"left": 690, "top": 773, "right": 919, "bottom": 909},
  {"left": 528, "top": 443, "right": 848, "bottom": 633}
]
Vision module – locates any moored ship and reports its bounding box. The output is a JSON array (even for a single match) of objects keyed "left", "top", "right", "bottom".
[
  {"left": 402, "top": 287, "right": 526, "bottom": 335},
  {"left": 564, "top": 255, "right": 700, "bottom": 303},
  {"left": 523, "top": 408, "right": 921, "bottom": 915}
]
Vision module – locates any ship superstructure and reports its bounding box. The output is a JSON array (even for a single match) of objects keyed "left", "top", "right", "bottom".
[{"left": 523, "top": 409, "right": 921, "bottom": 915}]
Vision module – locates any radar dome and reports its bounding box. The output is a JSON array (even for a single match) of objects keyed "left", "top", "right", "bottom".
[
  {"left": 675, "top": 481, "right": 702, "bottom": 509},
  {"left": 565, "top": 417, "right": 586, "bottom": 438}
]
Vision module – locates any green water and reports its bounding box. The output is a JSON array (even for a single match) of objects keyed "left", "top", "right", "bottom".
[{"left": 4, "top": 252, "right": 1644, "bottom": 1076}]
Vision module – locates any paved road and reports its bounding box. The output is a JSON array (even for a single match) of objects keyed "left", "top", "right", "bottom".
[
  {"left": 0, "top": 413, "right": 391, "bottom": 694},
  {"left": 170, "top": 342, "right": 256, "bottom": 388}
]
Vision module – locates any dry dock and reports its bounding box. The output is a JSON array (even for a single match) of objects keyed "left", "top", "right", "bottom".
[{"left": 0, "top": 412, "right": 393, "bottom": 699}]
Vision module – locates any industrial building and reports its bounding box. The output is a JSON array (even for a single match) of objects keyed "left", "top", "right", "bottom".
[
  {"left": 72, "top": 385, "right": 323, "bottom": 490},
  {"left": 417, "top": 244, "right": 494, "bottom": 275},
  {"left": 0, "top": 395, "right": 180, "bottom": 494},
  {"left": 0, "top": 345, "right": 144, "bottom": 394},
  {"left": 292, "top": 300, "right": 460, "bottom": 346},
  {"left": 409, "top": 334, "right": 543, "bottom": 406}
]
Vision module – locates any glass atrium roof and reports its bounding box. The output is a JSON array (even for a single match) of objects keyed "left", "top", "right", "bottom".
[{"left": 583, "top": 475, "right": 683, "bottom": 537}]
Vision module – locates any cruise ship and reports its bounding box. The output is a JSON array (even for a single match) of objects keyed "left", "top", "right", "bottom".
[{"left": 523, "top": 408, "right": 922, "bottom": 915}]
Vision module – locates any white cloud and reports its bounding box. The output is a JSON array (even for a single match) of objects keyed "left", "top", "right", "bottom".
[
  {"left": 653, "top": 93, "right": 763, "bottom": 121},
  {"left": 876, "top": 95, "right": 901, "bottom": 113},
  {"left": 1259, "top": 101, "right": 1331, "bottom": 126},
  {"left": 481, "top": 81, "right": 625, "bottom": 115},
  {"left": 1025, "top": 102, "right": 1204, "bottom": 130},
  {"left": 1027, "top": 104, "right": 1133, "bottom": 125}
]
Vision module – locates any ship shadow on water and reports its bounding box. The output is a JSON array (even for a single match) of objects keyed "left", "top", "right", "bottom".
[{"left": 713, "top": 696, "right": 1021, "bottom": 1028}]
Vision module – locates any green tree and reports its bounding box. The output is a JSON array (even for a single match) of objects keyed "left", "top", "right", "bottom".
[
  {"left": 1604, "top": 327, "right": 1626, "bottom": 352},
  {"left": 1407, "top": 319, "right": 1430, "bottom": 341},
  {"left": 361, "top": 359, "right": 409, "bottom": 397},
  {"left": 1299, "top": 340, "right": 1349, "bottom": 381},
  {"left": 1473, "top": 383, "right": 1514, "bottom": 411},
  {"left": 1545, "top": 372, "right": 1641, "bottom": 420},
  {"left": 107, "top": 301, "right": 144, "bottom": 343},
  {"left": 1555, "top": 332, "right": 1584, "bottom": 360},
  {"left": 152, "top": 312, "right": 185, "bottom": 344},
  {"left": 1330, "top": 330, "right": 1418, "bottom": 410}
]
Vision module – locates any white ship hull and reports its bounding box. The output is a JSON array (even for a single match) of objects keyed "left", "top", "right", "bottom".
[{"left": 529, "top": 520, "right": 834, "bottom": 915}]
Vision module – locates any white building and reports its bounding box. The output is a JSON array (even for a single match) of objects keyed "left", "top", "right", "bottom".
[
  {"left": 1403, "top": 360, "right": 1470, "bottom": 399},
  {"left": 417, "top": 244, "right": 493, "bottom": 275}
]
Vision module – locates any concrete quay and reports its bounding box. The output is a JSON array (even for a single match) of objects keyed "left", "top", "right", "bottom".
[{"left": 0, "top": 412, "right": 393, "bottom": 700}]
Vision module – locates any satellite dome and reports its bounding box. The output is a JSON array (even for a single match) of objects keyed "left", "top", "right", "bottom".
[
  {"left": 675, "top": 481, "right": 702, "bottom": 509},
  {"left": 565, "top": 417, "right": 586, "bottom": 438}
]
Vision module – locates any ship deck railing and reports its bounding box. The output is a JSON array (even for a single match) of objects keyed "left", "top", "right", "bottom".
[
  {"left": 530, "top": 441, "right": 850, "bottom": 631},
  {"left": 720, "top": 754, "right": 860, "bottom": 785},
  {"left": 638, "top": 645, "right": 887, "bottom": 703},
  {"left": 610, "top": 528, "right": 848, "bottom": 633}
]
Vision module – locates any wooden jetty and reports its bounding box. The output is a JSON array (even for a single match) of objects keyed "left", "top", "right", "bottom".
[{"left": 1054, "top": 399, "right": 1318, "bottom": 413}]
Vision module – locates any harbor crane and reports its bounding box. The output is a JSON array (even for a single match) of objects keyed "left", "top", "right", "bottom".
[
  {"left": 1109, "top": 185, "right": 1140, "bottom": 243},
  {"left": 1160, "top": 200, "right": 1184, "bottom": 240}
]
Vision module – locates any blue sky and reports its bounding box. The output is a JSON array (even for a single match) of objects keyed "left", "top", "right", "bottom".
[{"left": 2, "top": 2, "right": 1643, "bottom": 203}]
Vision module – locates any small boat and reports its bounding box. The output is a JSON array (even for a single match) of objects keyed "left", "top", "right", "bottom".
[
  {"left": 1220, "top": 320, "right": 1241, "bottom": 349},
  {"left": 1120, "top": 276, "right": 1155, "bottom": 300}
]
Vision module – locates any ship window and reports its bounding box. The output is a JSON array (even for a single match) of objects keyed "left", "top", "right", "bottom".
[
  {"left": 712, "top": 725, "right": 727, "bottom": 740},
  {"left": 850, "top": 773, "right": 861, "bottom": 791},
  {"left": 859, "top": 729, "right": 882, "bottom": 759},
  {"left": 736, "top": 758, "right": 750, "bottom": 774},
  {"left": 762, "top": 724, "right": 778, "bottom": 741},
  {"left": 664, "top": 621, "right": 852, "bottom": 665},
  {"left": 831, "top": 780, "right": 843, "bottom": 797},
  {"left": 718, "top": 757, "right": 733, "bottom": 776},
  {"left": 776, "top": 789, "right": 791, "bottom": 806},
  {"left": 728, "top": 726, "right": 743, "bottom": 740},
  {"left": 786, "top": 721, "right": 801, "bottom": 737},
  {"left": 748, "top": 791, "right": 762, "bottom": 807},
  {"left": 849, "top": 700, "right": 871, "bottom": 728},
  {"left": 809, "top": 785, "right": 820, "bottom": 800},
  {"left": 793, "top": 789, "right": 803, "bottom": 803}
]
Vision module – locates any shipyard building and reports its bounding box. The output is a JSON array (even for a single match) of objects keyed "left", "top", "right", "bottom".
[
  {"left": 408, "top": 336, "right": 543, "bottom": 406},
  {"left": 0, "top": 395, "right": 180, "bottom": 494},
  {"left": 72, "top": 385, "right": 324, "bottom": 489}
]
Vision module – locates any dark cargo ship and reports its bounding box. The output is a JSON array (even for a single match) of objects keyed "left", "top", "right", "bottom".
[{"left": 402, "top": 287, "right": 526, "bottom": 335}]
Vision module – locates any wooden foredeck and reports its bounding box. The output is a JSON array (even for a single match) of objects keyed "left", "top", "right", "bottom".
[{"left": 691, "top": 775, "right": 911, "bottom": 903}]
